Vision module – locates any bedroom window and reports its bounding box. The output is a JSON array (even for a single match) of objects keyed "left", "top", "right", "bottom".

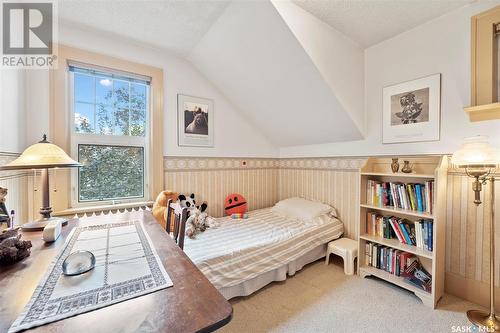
[{"left": 69, "top": 64, "right": 150, "bottom": 204}]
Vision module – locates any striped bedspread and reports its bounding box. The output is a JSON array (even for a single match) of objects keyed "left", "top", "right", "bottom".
[{"left": 183, "top": 208, "right": 344, "bottom": 289}]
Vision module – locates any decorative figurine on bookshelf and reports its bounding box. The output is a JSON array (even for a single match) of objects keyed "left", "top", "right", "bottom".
[
  {"left": 391, "top": 158, "right": 400, "bottom": 173},
  {"left": 401, "top": 160, "right": 414, "bottom": 173}
]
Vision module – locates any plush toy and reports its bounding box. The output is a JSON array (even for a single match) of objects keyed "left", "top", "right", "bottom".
[
  {"left": 175, "top": 193, "right": 218, "bottom": 238},
  {"left": 152, "top": 191, "right": 178, "bottom": 229},
  {"left": 177, "top": 193, "right": 197, "bottom": 209},
  {"left": 224, "top": 193, "right": 248, "bottom": 216}
]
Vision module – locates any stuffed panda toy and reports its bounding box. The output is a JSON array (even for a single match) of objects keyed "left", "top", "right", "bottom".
[
  {"left": 177, "top": 193, "right": 197, "bottom": 209},
  {"left": 177, "top": 193, "right": 217, "bottom": 238}
]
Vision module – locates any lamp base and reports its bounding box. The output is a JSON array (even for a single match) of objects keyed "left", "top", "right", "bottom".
[
  {"left": 467, "top": 310, "right": 500, "bottom": 331},
  {"left": 21, "top": 217, "right": 68, "bottom": 231}
]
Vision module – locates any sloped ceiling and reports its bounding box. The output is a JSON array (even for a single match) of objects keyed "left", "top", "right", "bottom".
[
  {"left": 272, "top": 0, "right": 365, "bottom": 138},
  {"left": 292, "top": 0, "right": 474, "bottom": 47},
  {"left": 57, "top": 0, "right": 231, "bottom": 56},
  {"left": 189, "top": 1, "right": 363, "bottom": 147},
  {"left": 57, "top": 0, "right": 473, "bottom": 147}
]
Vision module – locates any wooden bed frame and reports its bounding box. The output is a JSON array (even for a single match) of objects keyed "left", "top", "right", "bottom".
[{"left": 166, "top": 199, "right": 189, "bottom": 249}]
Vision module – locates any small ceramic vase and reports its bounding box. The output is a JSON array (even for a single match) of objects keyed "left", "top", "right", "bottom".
[
  {"left": 391, "top": 158, "right": 399, "bottom": 173},
  {"left": 401, "top": 160, "right": 413, "bottom": 173}
]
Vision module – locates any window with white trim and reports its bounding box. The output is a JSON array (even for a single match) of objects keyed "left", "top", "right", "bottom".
[{"left": 69, "top": 64, "right": 150, "bottom": 205}]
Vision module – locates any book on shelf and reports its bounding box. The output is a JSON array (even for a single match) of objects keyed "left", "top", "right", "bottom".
[
  {"left": 366, "top": 180, "right": 434, "bottom": 214},
  {"left": 365, "top": 212, "right": 433, "bottom": 251},
  {"left": 364, "top": 242, "right": 432, "bottom": 292}
]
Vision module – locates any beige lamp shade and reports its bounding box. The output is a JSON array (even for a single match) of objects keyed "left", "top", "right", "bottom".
[
  {"left": 451, "top": 136, "right": 500, "bottom": 169},
  {"left": 0, "top": 135, "right": 81, "bottom": 170}
]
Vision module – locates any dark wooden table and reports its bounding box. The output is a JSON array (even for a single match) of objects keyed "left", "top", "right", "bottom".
[{"left": 0, "top": 211, "right": 232, "bottom": 333}]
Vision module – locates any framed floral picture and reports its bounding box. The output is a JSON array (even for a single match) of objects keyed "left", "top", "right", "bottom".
[
  {"left": 178, "top": 94, "right": 214, "bottom": 147},
  {"left": 383, "top": 74, "right": 441, "bottom": 144}
]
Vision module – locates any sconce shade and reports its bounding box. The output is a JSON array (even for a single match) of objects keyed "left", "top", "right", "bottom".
[
  {"left": 0, "top": 136, "right": 81, "bottom": 170},
  {"left": 451, "top": 136, "right": 500, "bottom": 169}
]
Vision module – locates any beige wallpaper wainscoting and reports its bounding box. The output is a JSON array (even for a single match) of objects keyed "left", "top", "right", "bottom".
[
  {"left": 4, "top": 151, "right": 499, "bottom": 309},
  {"left": 163, "top": 157, "right": 280, "bottom": 218},
  {"left": 445, "top": 169, "right": 500, "bottom": 308},
  {"left": 278, "top": 158, "right": 366, "bottom": 239},
  {"left": 0, "top": 153, "right": 30, "bottom": 228}
]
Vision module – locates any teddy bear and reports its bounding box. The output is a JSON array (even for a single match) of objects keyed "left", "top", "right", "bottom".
[
  {"left": 152, "top": 191, "right": 178, "bottom": 229},
  {"left": 176, "top": 193, "right": 218, "bottom": 238}
]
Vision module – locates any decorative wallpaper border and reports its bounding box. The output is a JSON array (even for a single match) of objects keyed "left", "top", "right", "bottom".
[
  {"left": 163, "top": 157, "right": 367, "bottom": 171},
  {"left": 279, "top": 158, "right": 366, "bottom": 170},
  {"left": 164, "top": 157, "right": 280, "bottom": 171}
]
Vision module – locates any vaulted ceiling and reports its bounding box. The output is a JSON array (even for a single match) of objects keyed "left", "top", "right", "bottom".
[
  {"left": 189, "top": 0, "right": 363, "bottom": 146},
  {"left": 292, "top": 0, "right": 475, "bottom": 47},
  {"left": 58, "top": 0, "right": 473, "bottom": 147},
  {"left": 292, "top": 0, "right": 474, "bottom": 47},
  {"left": 58, "top": 0, "right": 231, "bottom": 55}
]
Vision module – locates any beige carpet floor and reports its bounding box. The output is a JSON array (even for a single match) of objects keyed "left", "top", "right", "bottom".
[{"left": 219, "top": 258, "right": 484, "bottom": 333}]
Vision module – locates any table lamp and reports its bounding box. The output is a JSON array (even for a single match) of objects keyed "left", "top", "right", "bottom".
[
  {"left": 0, "top": 135, "right": 81, "bottom": 231},
  {"left": 451, "top": 135, "right": 500, "bottom": 331}
]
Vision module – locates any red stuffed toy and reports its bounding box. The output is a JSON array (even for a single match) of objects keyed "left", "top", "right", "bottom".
[{"left": 224, "top": 193, "right": 247, "bottom": 216}]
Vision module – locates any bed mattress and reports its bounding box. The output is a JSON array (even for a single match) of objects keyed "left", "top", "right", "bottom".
[{"left": 183, "top": 208, "right": 343, "bottom": 294}]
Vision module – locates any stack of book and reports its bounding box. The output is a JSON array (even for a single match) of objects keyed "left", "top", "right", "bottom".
[
  {"left": 366, "top": 212, "right": 433, "bottom": 251},
  {"left": 366, "top": 180, "right": 434, "bottom": 214},
  {"left": 365, "top": 242, "right": 415, "bottom": 276},
  {"left": 365, "top": 242, "right": 432, "bottom": 292}
]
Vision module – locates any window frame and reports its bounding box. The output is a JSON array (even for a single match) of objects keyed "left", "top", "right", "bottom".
[
  {"left": 50, "top": 45, "right": 164, "bottom": 215},
  {"left": 68, "top": 67, "right": 151, "bottom": 207}
]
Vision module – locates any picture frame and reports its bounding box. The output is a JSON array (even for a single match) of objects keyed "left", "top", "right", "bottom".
[
  {"left": 177, "top": 94, "right": 214, "bottom": 147},
  {"left": 382, "top": 73, "right": 441, "bottom": 144}
]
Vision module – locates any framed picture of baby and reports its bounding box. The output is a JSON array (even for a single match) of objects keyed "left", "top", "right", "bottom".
[
  {"left": 382, "top": 73, "right": 441, "bottom": 144},
  {"left": 178, "top": 94, "right": 214, "bottom": 147}
]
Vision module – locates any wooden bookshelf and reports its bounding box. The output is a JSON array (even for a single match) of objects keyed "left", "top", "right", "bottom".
[{"left": 358, "top": 156, "right": 448, "bottom": 308}]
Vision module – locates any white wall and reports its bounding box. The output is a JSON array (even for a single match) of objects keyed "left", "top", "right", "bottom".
[
  {"left": 280, "top": 1, "right": 500, "bottom": 158},
  {"left": 272, "top": 0, "right": 365, "bottom": 134},
  {"left": 0, "top": 70, "right": 26, "bottom": 153},
  {"left": 24, "top": 70, "right": 49, "bottom": 147},
  {"left": 23, "top": 23, "right": 278, "bottom": 158}
]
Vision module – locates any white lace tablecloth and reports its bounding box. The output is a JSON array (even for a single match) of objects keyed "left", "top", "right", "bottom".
[{"left": 8, "top": 220, "right": 173, "bottom": 333}]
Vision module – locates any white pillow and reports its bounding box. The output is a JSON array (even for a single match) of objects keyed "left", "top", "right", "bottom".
[{"left": 272, "top": 197, "right": 336, "bottom": 221}]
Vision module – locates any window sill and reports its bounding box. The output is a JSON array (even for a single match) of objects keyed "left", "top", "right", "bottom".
[
  {"left": 54, "top": 201, "right": 154, "bottom": 217},
  {"left": 464, "top": 102, "right": 500, "bottom": 122}
]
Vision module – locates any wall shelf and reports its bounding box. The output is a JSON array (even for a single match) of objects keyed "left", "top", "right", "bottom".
[{"left": 464, "top": 102, "right": 500, "bottom": 122}]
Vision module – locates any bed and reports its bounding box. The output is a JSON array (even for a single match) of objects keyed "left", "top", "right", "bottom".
[{"left": 182, "top": 199, "right": 344, "bottom": 300}]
